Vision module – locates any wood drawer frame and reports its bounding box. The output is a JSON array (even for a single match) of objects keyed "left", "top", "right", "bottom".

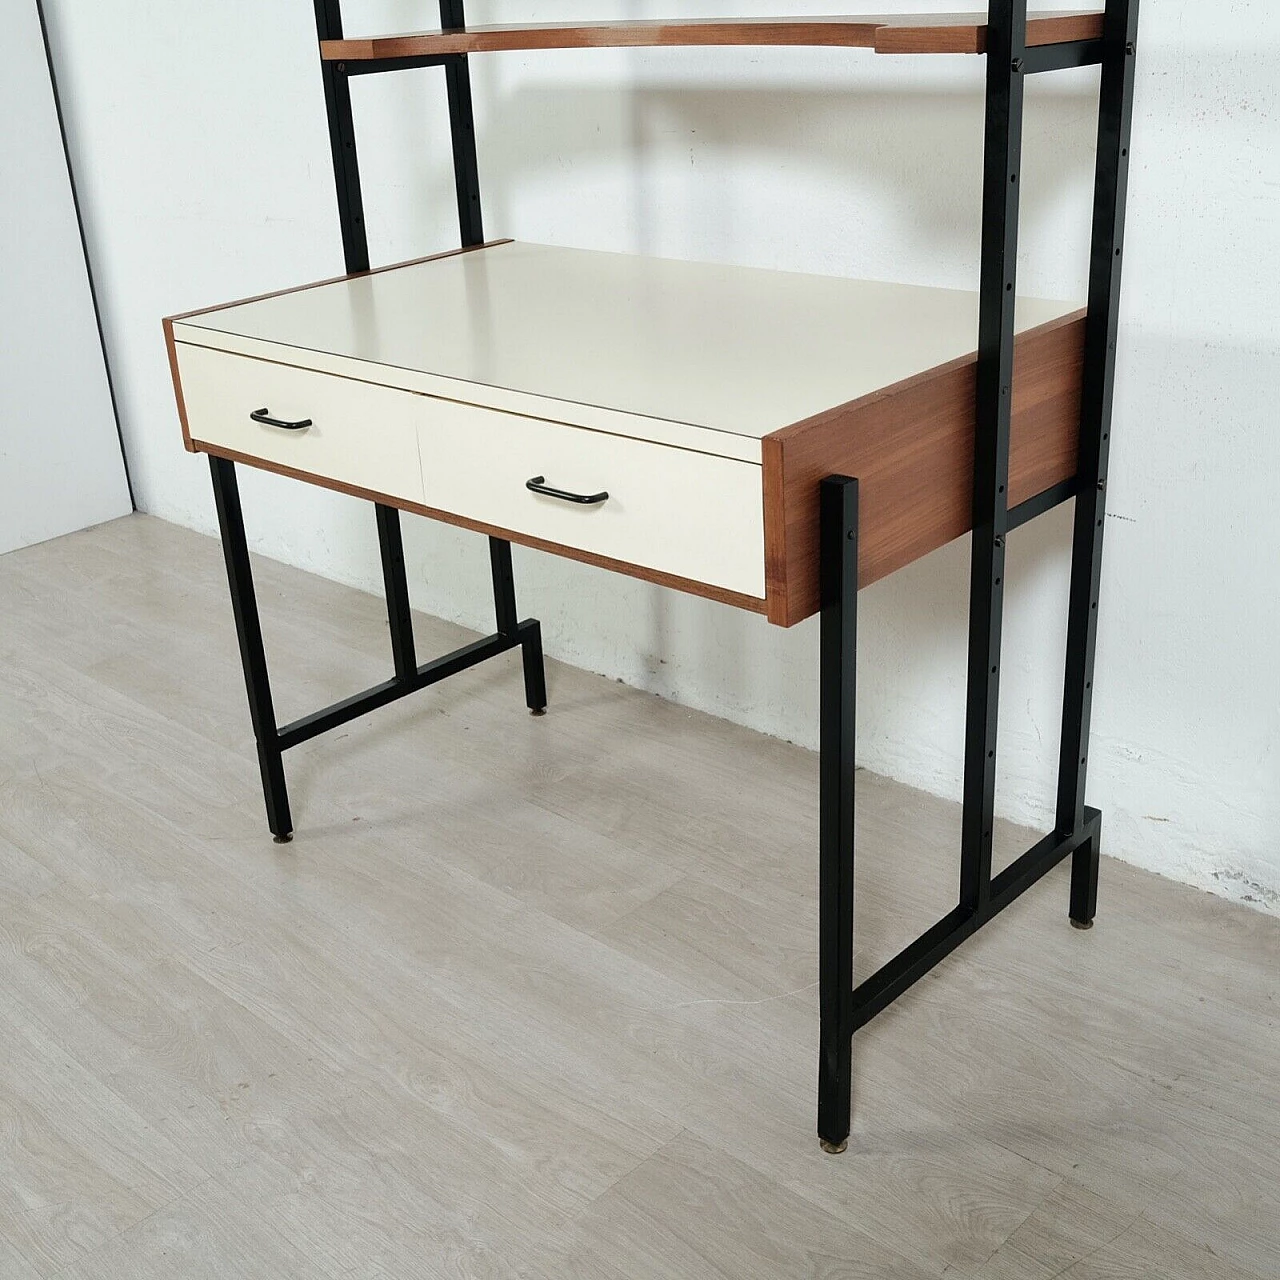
[{"left": 168, "top": 303, "right": 1082, "bottom": 627}]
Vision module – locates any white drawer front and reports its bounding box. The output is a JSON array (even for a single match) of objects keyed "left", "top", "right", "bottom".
[
  {"left": 418, "top": 399, "right": 765, "bottom": 599},
  {"left": 176, "top": 343, "right": 425, "bottom": 505}
]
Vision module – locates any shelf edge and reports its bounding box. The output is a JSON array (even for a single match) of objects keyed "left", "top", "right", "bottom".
[{"left": 320, "top": 13, "right": 1106, "bottom": 62}]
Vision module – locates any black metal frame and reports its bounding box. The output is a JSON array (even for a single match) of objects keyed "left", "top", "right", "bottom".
[
  {"left": 209, "top": 0, "right": 546, "bottom": 843},
  {"left": 206, "top": 0, "right": 1137, "bottom": 1148},
  {"left": 816, "top": 0, "right": 1139, "bottom": 1152}
]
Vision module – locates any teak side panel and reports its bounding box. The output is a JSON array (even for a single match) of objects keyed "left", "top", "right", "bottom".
[
  {"left": 186, "top": 440, "right": 770, "bottom": 617},
  {"left": 762, "top": 312, "right": 1085, "bottom": 627},
  {"left": 321, "top": 13, "right": 1104, "bottom": 60},
  {"left": 163, "top": 317, "right": 193, "bottom": 452}
]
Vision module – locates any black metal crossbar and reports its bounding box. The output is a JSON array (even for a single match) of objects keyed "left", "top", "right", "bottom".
[
  {"left": 339, "top": 54, "right": 451, "bottom": 76},
  {"left": 1008, "top": 478, "right": 1079, "bottom": 531},
  {"left": 276, "top": 627, "right": 538, "bottom": 752},
  {"left": 1023, "top": 38, "right": 1105, "bottom": 73},
  {"left": 850, "top": 807, "right": 1102, "bottom": 1030}
]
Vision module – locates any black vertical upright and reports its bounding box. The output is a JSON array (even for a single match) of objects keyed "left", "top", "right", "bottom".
[
  {"left": 313, "top": 0, "right": 419, "bottom": 677},
  {"left": 314, "top": 0, "right": 370, "bottom": 274},
  {"left": 817, "top": 476, "right": 859, "bottom": 1154},
  {"left": 434, "top": 0, "right": 545, "bottom": 712},
  {"left": 960, "top": 0, "right": 1027, "bottom": 915},
  {"left": 439, "top": 0, "right": 485, "bottom": 247},
  {"left": 312, "top": 0, "right": 546, "bottom": 718},
  {"left": 492, "top": 538, "right": 548, "bottom": 714},
  {"left": 209, "top": 457, "right": 293, "bottom": 843},
  {"left": 1058, "top": 0, "right": 1140, "bottom": 926}
]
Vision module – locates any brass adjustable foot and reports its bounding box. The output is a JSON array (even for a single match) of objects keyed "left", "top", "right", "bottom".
[
  {"left": 273, "top": 832, "right": 294, "bottom": 844},
  {"left": 530, "top": 707, "right": 547, "bottom": 717},
  {"left": 819, "top": 1138, "right": 848, "bottom": 1155},
  {"left": 1070, "top": 917, "right": 1094, "bottom": 930}
]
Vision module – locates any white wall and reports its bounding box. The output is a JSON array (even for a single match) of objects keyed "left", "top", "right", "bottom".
[
  {"left": 0, "top": 0, "right": 131, "bottom": 555},
  {"left": 44, "top": 1, "right": 1280, "bottom": 913}
]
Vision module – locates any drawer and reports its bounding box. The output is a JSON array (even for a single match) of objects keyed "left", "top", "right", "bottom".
[
  {"left": 417, "top": 399, "right": 765, "bottom": 599},
  {"left": 176, "top": 343, "right": 425, "bottom": 505}
]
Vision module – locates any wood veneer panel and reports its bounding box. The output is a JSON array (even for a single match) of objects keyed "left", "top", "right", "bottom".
[
  {"left": 762, "top": 311, "right": 1085, "bottom": 628},
  {"left": 188, "top": 440, "right": 769, "bottom": 617},
  {"left": 163, "top": 317, "right": 193, "bottom": 452},
  {"left": 321, "top": 13, "right": 1103, "bottom": 60}
]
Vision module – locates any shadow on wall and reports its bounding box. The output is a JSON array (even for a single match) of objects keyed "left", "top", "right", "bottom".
[
  {"left": 465, "top": 78, "right": 1097, "bottom": 280},
  {"left": 361, "top": 63, "right": 1099, "bottom": 281}
]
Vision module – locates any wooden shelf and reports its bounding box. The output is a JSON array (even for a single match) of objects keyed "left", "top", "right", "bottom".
[{"left": 321, "top": 12, "right": 1103, "bottom": 61}]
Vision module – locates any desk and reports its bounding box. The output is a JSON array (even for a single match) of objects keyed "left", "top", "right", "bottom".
[
  {"left": 165, "top": 238, "right": 1096, "bottom": 1152},
  {"left": 164, "top": 0, "right": 1138, "bottom": 1161},
  {"left": 167, "top": 240, "right": 1084, "bottom": 625}
]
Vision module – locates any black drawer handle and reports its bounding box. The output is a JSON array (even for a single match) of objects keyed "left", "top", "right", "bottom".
[
  {"left": 250, "top": 407, "right": 312, "bottom": 431},
  {"left": 526, "top": 475, "right": 609, "bottom": 506}
]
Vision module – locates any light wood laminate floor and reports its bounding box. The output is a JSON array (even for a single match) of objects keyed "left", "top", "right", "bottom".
[{"left": 1, "top": 514, "right": 1276, "bottom": 1280}]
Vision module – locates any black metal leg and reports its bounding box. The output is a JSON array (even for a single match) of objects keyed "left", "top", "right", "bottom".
[
  {"left": 1070, "top": 809, "right": 1103, "bottom": 928},
  {"left": 208, "top": 456, "right": 293, "bottom": 842},
  {"left": 376, "top": 504, "right": 417, "bottom": 681},
  {"left": 519, "top": 620, "right": 548, "bottom": 714},
  {"left": 439, "top": 1, "right": 485, "bottom": 247},
  {"left": 817, "top": 476, "right": 858, "bottom": 1154},
  {"left": 443, "top": 0, "right": 544, "bottom": 716},
  {"left": 254, "top": 741, "right": 292, "bottom": 843},
  {"left": 960, "top": 0, "right": 1027, "bottom": 916},
  {"left": 490, "top": 536, "right": 547, "bottom": 713},
  {"left": 1057, "top": 0, "right": 1139, "bottom": 927},
  {"left": 489, "top": 535, "right": 518, "bottom": 634}
]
